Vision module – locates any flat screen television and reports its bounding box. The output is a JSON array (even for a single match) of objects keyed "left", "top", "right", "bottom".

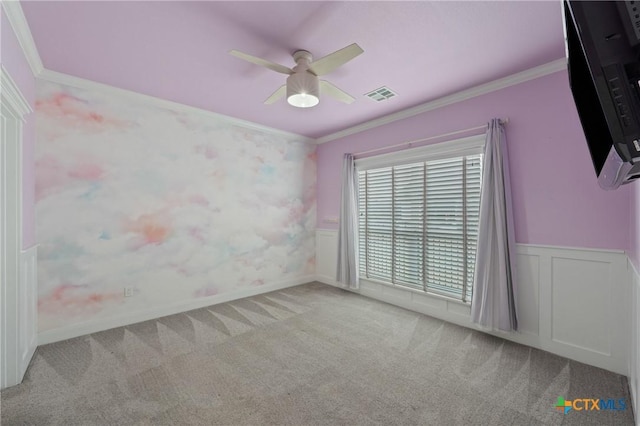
[{"left": 564, "top": 0, "right": 640, "bottom": 189}]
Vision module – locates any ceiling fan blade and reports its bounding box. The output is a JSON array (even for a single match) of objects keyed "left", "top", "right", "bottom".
[
  {"left": 229, "top": 50, "right": 293, "bottom": 75},
  {"left": 308, "top": 43, "right": 364, "bottom": 76},
  {"left": 320, "top": 80, "right": 355, "bottom": 104},
  {"left": 264, "top": 85, "right": 287, "bottom": 105}
]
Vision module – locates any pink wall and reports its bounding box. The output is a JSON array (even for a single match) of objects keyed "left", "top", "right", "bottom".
[
  {"left": 630, "top": 183, "right": 640, "bottom": 269},
  {"left": 317, "top": 71, "right": 629, "bottom": 251},
  {"left": 1, "top": 11, "right": 37, "bottom": 248}
]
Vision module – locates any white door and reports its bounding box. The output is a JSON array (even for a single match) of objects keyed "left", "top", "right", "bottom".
[{"left": 1, "top": 67, "right": 36, "bottom": 389}]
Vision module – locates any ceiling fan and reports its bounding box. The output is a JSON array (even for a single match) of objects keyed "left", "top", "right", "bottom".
[{"left": 229, "top": 43, "right": 364, "bottom": 108}]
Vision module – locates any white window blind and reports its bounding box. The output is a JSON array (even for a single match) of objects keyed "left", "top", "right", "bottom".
[{"left": 358, "top": 152, "right": 482, "bottom": 303}]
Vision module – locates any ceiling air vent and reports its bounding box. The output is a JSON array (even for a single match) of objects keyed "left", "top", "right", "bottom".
[{"left": 365, "top": 86, "right": 397, "bottom": 102}]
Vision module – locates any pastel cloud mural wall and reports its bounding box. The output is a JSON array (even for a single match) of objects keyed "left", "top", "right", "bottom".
[{"left": 35, "top": 80, "right": 316, "bottom": 332}]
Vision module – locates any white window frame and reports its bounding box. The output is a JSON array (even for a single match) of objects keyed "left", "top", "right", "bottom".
[
  {"left": 355, "top": 134, "right": 485, "bottom": 303},
  {"left": 355, "top": 134, "right": 485, "bottom": 171}
]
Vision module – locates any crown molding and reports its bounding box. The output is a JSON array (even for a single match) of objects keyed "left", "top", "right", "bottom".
[
  {"left": 38, "top": 69, "right": 315, "bottom": 144},
  {"left": 3, "top": 0, "right": 566, "bottom": 147},
  {"left": 1, "top": 65, "right": 33, "bottom": 118},
  {"left": 316, "top": 58, "right": 568, "bottom": 144},
  {"left": 1, "top": 1, "right": 44, "bottom": 76}
]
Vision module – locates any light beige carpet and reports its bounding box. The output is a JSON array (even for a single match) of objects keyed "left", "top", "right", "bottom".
[{"left": 1, "top": 282, "right": 634, "bottom": 425}]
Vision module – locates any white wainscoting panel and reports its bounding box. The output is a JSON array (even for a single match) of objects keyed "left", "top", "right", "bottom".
[
  {"left": 1, "top": 246, "right": 38, "bottom": 390},
  {"left": 630, "top": 260, "right": 640, "bottom": 424},
  {"left": 550, "top": 257, "right": 612, "bottom": 355},
  {"left": 515, "top": 252, "right": 540, "bottom": 337},
  {"left": 19, "top": 246, "right": 37, "bottom": 378},
  {"left": 315, "top": 229, "right": 629, "bottom": 375},
  {"left": 316, "top": 229, "right": 338, "bottom": 283}
]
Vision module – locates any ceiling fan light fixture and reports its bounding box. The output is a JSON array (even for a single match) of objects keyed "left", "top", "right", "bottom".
[
  {"left": 287, "top": 93, "right": 319, "bottom": 108},
  {"left": 286, "top": 72, "right": 320, "bottom": 108}
]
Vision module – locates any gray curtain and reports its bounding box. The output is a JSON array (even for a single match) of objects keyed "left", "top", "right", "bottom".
[
  {"left": 471, "top": 119, "right": 517, "bottom": 331},
  {"left": 336, "top": 153, "right": 359, "bottom": 288}
]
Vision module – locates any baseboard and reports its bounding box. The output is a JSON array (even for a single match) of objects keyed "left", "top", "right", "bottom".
[
  {"left": 38, "top": 275, "right": 315, "bottom": 345},
  {"left": 20, "top": 337, "right": 36, "bottom": 378},
  {"left": 316, "top": 274, "right": 341, "bottom": 288}
]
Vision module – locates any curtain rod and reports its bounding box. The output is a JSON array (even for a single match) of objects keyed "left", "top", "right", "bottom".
[{"left": 353, "top": 118, "right": 509, "bottom": 157}]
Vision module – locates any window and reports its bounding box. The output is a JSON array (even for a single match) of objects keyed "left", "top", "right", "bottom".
[{"left": 356, "top": 136, "right": 483, "bottom": 303}]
